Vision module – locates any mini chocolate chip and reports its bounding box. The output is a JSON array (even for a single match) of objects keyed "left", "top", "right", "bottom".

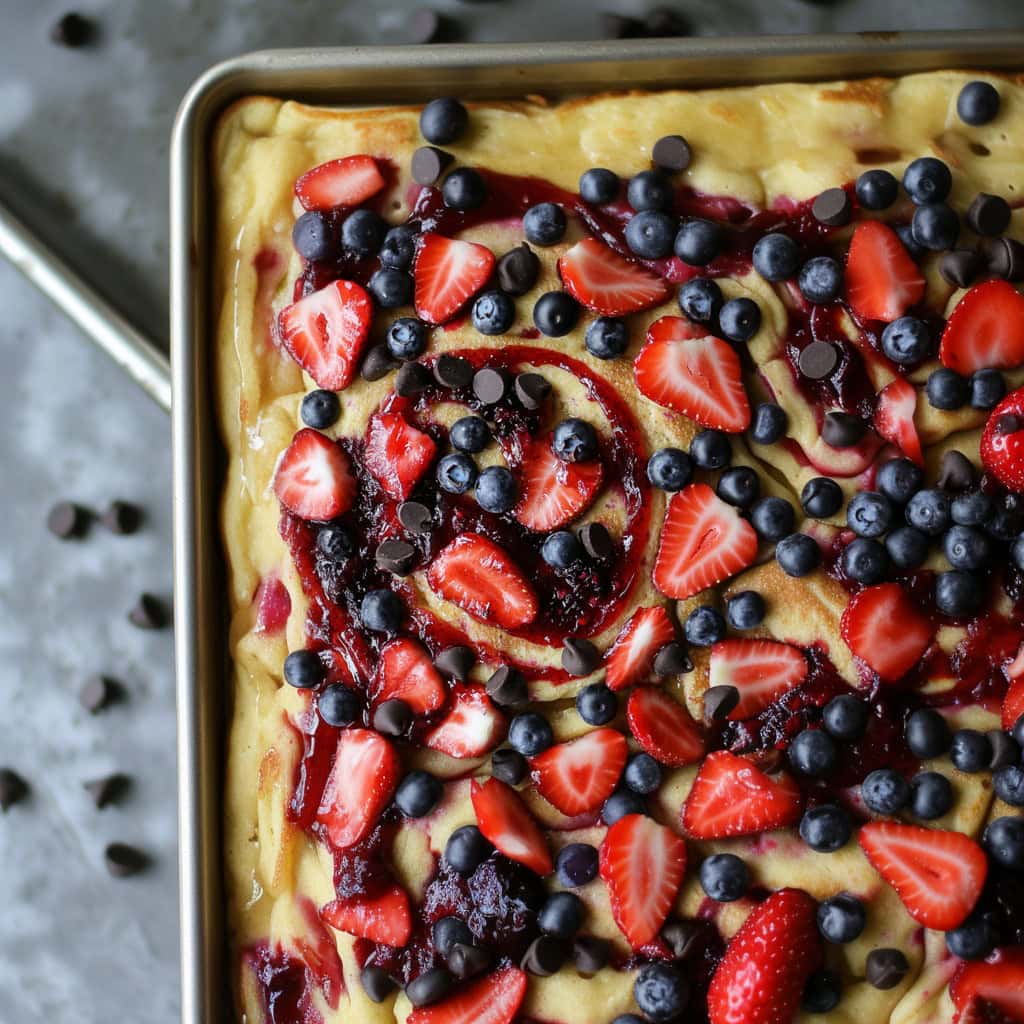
[
  {"left": 360, "top": 965, "right": 396, "bottom": 1003},
  {"left": 447, "top": 943, "right": 492, "bottom": 980},
  {"left": 408, "top": 8, "right": 454, "bottom": 44},
  {"left": 572, "top": 935, "right": 610, "bottom": 975},
  {"left": 0, "top": 768, "right": 29, "bottom": 811},
  {"left": 937, "top": 450, "right": 977, "bottom": 491},
  {"left": 654, "top": 641, "right": 692, "bottom": 676},
  {"left": 600, "top": 12, "right": 641, "bottom": 38},
  {"left": 578, "top": 522, "right": 614, "bottom": 561},
  {"left": 375, "top": 539, "right": 417, "bottom": 576},
  {"left": 703, "top": 684, "right": 740, "bottom": 723},
  {"left": 472, "top": 367, "right": 511, "bottom": 405},
  {"left": 514, "top": 372, "right": 551, "bottom": 410},
  {"left": 661, "top": 920, "right": 702, "bottom": 961},
  {"left": 46, "top": 500, "right": 90, "bottom": 539},
  {"left": 966, "top": 193, "right": 1012, "bottom": 237},
  {"left": 79, "top": 674, "right": 121, "bottom": 713},
  {"left": 491, "top": 747, "right": 528, "bottom": 785},
  {"left": 84, "top": 773, "right": 131, "bottom": 809},
  {"left": 562, "top": 638, "right": 601, "bottom": 677},
  {"left": 865, "top": 948, "right": 909, "bottom": 990},
  {"left": 434, "top": 645, "right": 475, "bottom": 681},
  {"left": 485, "top": 665, "right": 528, "bottom": 706},
  {"left": 373, "top": 699, "right": 413, "bottom": 737},
  {"left": 128, "top": 593, "right": 168, "bottom": 630},
  {"left": 433, "top": 354, "right": 474, "bottom": 390},
  {"left": 939, "top": 249, "right": 980, "bottom": 289},
  {"left": 361, "top": 344, "right": 399, "bottom": 382},
  {"left": 521, "top": 935, "right": 569, "bottom": 977},
  {"left": 406, "top": 967, "right": 453, "bottom": 1007},
  {"left": 988, "top": 730, "right": 1019, "bottom": 770},
  {"left": 50, "top": 11, "right": 94, "bottom": 46},
  {"left": 996, "top": 413, "right": 1024, "bottom": 436},
  {"left": 798, "top": 340, "right": 839, "bottom": 380},
  {"left": 100, "top": 500, "right": 142, "bottom": 535},
  {"left": 104, "top": 842, "right": 149, "bottom": 878},
  {"left": 981, "top": 236, "right": 1024, "bottom": 281},
  {"left": 398, "top": 500, "right": 433, "bottom": 534},
  {"left": 812, "top": 187, "right": 852, "bottom": 227},
  {"left": 411, "top": 145, "right": 453, "bottom": 185},
  {"left": 497, "top": 243, "right": 541, "bottom": 296},
  {"left": 652, "top": 135, "right": 692, "bottom": 173},
  {"left": 395, "top": 361, "right": 432, "bottom": 396},
  {"left": 644, "top": 5, "right": 690, "bottom": 36},
  {"left": 821, "top": 411, "right": 866, "bottom": 448}
]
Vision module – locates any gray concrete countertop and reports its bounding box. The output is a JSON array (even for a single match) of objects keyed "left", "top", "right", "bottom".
[{"left": 0, "top": 0, "right": 1021, "bottom": 1019}]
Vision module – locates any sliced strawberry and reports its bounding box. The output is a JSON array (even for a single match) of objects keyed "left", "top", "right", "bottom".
[
  {"left": 1004, "top": 678, "right": 1024, "bottom": 730},
  {"left": 364, "top": 412, "right": 437, "bottom": 501},
  {"left": 634, "top": 316, "right": 751, "bottom": 432},
  {"left": 558, "top": 237, "right": 671, "bottom": 317},
  {"left": 427, "top": 533, "right": 538, "bottom": 629},
  {"left": 952, "top": 952, "right": 1024, "bottom": 1024},
  {"left": 626, "top": 687, "right": 705, "bottom": 766},
  {"left": 370, "top": 638, "right": 446, "bottom": 715},
  {"left": 859, "top": 821, "right": 988, "bottom": 930},
  {"left": 408, "top": 966, "right": 528, "bottom": 1024},
  {"left": 874, "top": 376, "right": 923, "bottom": 466},
  {"left": 845, "top": 220, "right": 926, "bottom": 322},
  {"left": 681, "top": 750, "right": 803, "bottom": 839},
  {"left": 414, "top": 233, "right": 496, "bottom": 325},
  {"left": 707, "top": 888, "right": 821, "bottom": 1024},
  {"left": 981, "top": 386, "right": 1024, "bottom": 491},
  {"left": 512, "top": 436, "right": 604, "bottom": 532},
  {"left": 423, "top": 685, "right": 506, "bottom": 759},
  {"left": 278, "top": 279, "right": 372, "bottom": 390},
  {"left": 709, "top": 639, "right": 809, "bottom": 719},
  {"left": 530, "top": 727, "right": 627, "bottom": 816},
  {"left": 273, "top": 428, "right": 356, "bottom": 522},
  {"left": 652, "top": 483, "right": 758, "bottom": 600},
  {"left": 320, "top": 885, "right": 411, "bottom": 946},
  {"left": 599, "top": 813, "right": 687, "bottom": 949},
  {"left": 470, "top": 777, "right": 552, "bottom": 876},
  {"left": 604, "top": 605, "right": 676, "bottom": 691},
  {"left": 294, "top": 155, "right": 386, "bottom": 211},
  {"left": 840, "top": 582, "right": 934, "bottom": 683},
  {"left": 940, "top": 280, "right": 1024, "bottom": 375},
  {"left": 315, "top": 728, "right": 400, "bottom": 849}
]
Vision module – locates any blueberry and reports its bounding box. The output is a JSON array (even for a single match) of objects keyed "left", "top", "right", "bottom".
[
  {"left": 475, "top": 466, "right": 517, "bottom": 514},
  {"left": 627, "top": 170, "right": 673, "bottom": 212},
  {"left": 789, "top": 729, "right": 838, "bottom": 777},
  {"left": 906, "top": 489, "right": 952, "bottom": 535},
  {"left": 909, "top": 771, "right": 953, "bottom": 820},
  {"left": 994, "top": 765, "right": 1024, "bottom": 806},
  {"left": 896, "top": 223, "right": 926, "bottom": 260},
  {"left": 556, "top": 842, "right": 599, "bottom": 887},
  {"left": 957, "top": 80, "right": 1001, "bottom": 126},
  {"left": 876, "top": 457, "right": 924, "bottom": 504},
  {"left": 952, "top": 491, "right": 995, "bottom": 527},
  {"left": 472, "top": 290, "right": 515, "bottom": 335},
  {"left": 379, "top": 224, "right": 418, "bottom": 269},
  {"left": 750, "top": 402, "right": 788, "bottom": 445},
  {"left": 360, "top": 589, "right": 404, "bottom": 633},
  {"left": 576, "top": 683, "right": 617, "bottom": 726},
  {"left": 647, "top": 447, "right": 693, "bottom": 491},
  {"left": 292, "top": 210, "right": 337, "bottom": 261},
  {"left": 523, "top": 202, "right": 567, "bottom": 246},
  {"left": 432, "top": 916, "right": 473, "bottom": 957},
  {"left": 881, "top": 317, "right": 932, "bottom": 365},
  {"left": 727, "top": 590, "right": 766, "bottom": 630},
  {"left": 1013, "top": 715, "right": 1024, "bottom": 748},
  {"left": 420, "top": 97, "right": 469, "bottom": 145},
  {"left": 601, "top": 788, "right": 646, "bottom": 824},
  {"left": 862, "top": 768, "right": 911, "bottom": 814},
  {"left": 798, "top": 256, "right": 843, "bottom": 304},
  {"left": 444, "top": 825, "right": 492, "bottom": 875},
  {"left": 341, "top": 208, "right": 386, "bottom": 255},
  {"left": 1014, "top": 533, "right": 1024, "bottom": 571},
  {"left": 935, "top": 570, "right": 984, "bottom": 617},
  {"left": 368, "top": 267, "right": 413, "bottom": 309},
  {"left": 823, "top": 694, "right": 869, "bottom": 741},
  {"left": 943, "top": 525, "right": 990, "bottom": 571},
  {"left": 317, "top": 524, "right": 353, "bottom": 562},
  {"left": 538, "top": 891, "right": 585, "bottom": 940},
  {"left": 677, "top": 277, "right": 723, "bottom": 323},
  {"left": 690, "top": 429, "right": 731, "bottom": 469},
  {"left": 927, "top": 368, "right": 969, "bottom": 410},
  {"left": 946, "top": 911, "right": 996, "bottom": 961},
  {"left": 533, "top": 291, "right": 580, "bottom": 337},
  {"left": 970, "top": 368, "right": 1006, "bottom": 410},
  {"left": 625, "top": 211, "right": 677, "bottom": 259},
  {"left": 903, "top": 156, "right": 952, "bottom": 205},
  {"left": 983, "top": 816, "right": 1024, "bottom": 870},
  {"left": 802, "top": 970, "right": 842, "bottom": 1014},
  {"left": 776, "top": 533, "right": 821, "bottom": 577},
  {"left": 847, "top": 491, "right": 893, "bottom": 538},
  {"left": 395, "top": 771, "right": 444, "bottom": 818},
  {"left": 542, "top": 530, "right": 585, "bottom": 569},
  {"left": 801, "top": 477, "right": 843, "bottom": 519},
  {"left": 437, "top": 453, "right": 478, "bottom": 494},
  {"left": 624, "top": 752, "right": 662, "bottom": 795},
  {"left": 579, "top": 168, "right": 620, "bottom": 205},
  {"left": 718, "top": 297, "right": 762, "bottom": 343},
  {"left": 553, "top": 418, "right": 599, "bottom": 462},
  {"left": 841, "top": 537, "right": 889, "bottom": 584},
  {"left": 799, "top": 803, "right": 852, "bottom": 852},
  {"left": 886, "top": 526, "right": 930, "bottom": 569},
  {"left": 750, "top": 496, "right": 796, "bottom": 541},
  {"left": 585, "top": 317, "right": 629, "bottom": 359},
  {"left": 442, "top": 168, "right": 487, "bottom": 210},
  {"left": 699, "top": 853, "right": 749, "bottom": 902},
  {"left": 752, "top": 232, "right": 800, "bottom": 281},
  {"left": 674, "top": 218, "right": 722, "bottom": 265},
  {"left": 386, "top": 317, "right": 429, "bottom": 360},
  {"left": 508, "top": 713, "right": 554, "bottom": 757},
  {"left": 911, "top": 203, "right": 960, "bottom": 251},
  {"left": 817, "top": 893, "right": 867, "bottom": 943},
  {"left": 634, "top": 962, "right": 689, "bottom": 1023},
  {"left": 301, "top": 388, "right": 341, "bottom": 429},
  {"left": 318, "top": 683, "right": 360, "bottom": 726},
  {"left": 685, "top": 605, "right": 726, "bottom": 647},
  {"left": 450, "top": 416, "right": 490, "bottom": 454},
  {"left": 283, "top": 649, "right": 325, "bottom": 689},
  {"left": 855, "top": 169, "right": 899, "bottom": 211},
  {"left": 905, "top": 708, "right": 951, "bottom": 759},
  {"left": 717, "top": 467, "right": 760, "bottom": 509}
]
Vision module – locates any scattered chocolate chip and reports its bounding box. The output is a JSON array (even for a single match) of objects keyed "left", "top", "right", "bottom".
[
  {"left": 703, "top": 684, "right": 740, "bottom": 723},
  {"left": 411, "top": 145, "right": 453, "bottom": 185},
  {"left": 966, "top": 193, "right": 1012, "bottom": 237},
  {"left": 79, "top": 673, "right": 121, "bottom": 713},
  {"left": 434, "top": 645, "right": 475, "bottom": 681},
  {"left": 654, "top": 641, "right": 692, "bottom": 676},
  {"left": 514, "top": 372, "right": 551, "bottom": 410},
  {"left": 652, "top": 134, "right": 691, "bottom": 173},
  {"left": 447, "top": 943, "right": 492, "bottom": 980},
  {"left": 360, "top": 965, "right": 396, "bottom": 1003},
  {"left": 600, "top": 12, "right": 641, "bottom": 38},
  {"left": 798, "top": 340, "right": 839, "bottom": 380},
  {"left": 562, "top": 638, "right": 601, "bottom": 677},
  {"left": 937, "top": 450, "right": 977, "bottom": 491},
  {"left": 433, "top": 354, "right": 474, "bottom": 390},
  {"left": 361, "top": 344, "right": 399, "bottom": 382},
  {"left": 939, "top": 249, "right": 980, "bottom": 289},
  {"left": 988, "top": 730, "right": 1019, "bottom": 770},
  {"left": 406, "top": 967, "right": 453, "bottom": 1007},
  {"left": 981, "top": 236, "right": 1024, "bottom": 281},
  {"left": 104, "top": 842, "right": 149, "bottom": 878},
  {"left": 408, "top": 8, "right": 454, "bottom": 44},
  {"left": 50, "top": 11, "right": 94, "bottom": 46},
  {"left": 100, "top": 500, "right": 142, "bottom": 535},
  {"left": 395, "top": 360, "right": 433, "bottom": 396},
  {"left": 84, "top": 773, "right": 131, "bottom": 809},
  {"left": 821, "top": 411, "right": 867, "bottom": 448},
  {"left": 497, "top": 244, "right": 540, "bottom": 296},
  {"left": 866, "top": 948, "right": 910, "bottom": 990},
  {"left": 472, "top": 367, "right": 510, "bottom": 406},
  {"left": 572, "top": 935, "right": 610, "bottom": 975},
  {"left": 0, "top": 768, "right": 28, "bottom": 811},
  {"left": 398, "top": 500, "right": 433, "bottom": 534},
  {"left": 491, "top": 747, "right": 528, "bottom": 785},
  {"left": 577, "top": 521, "right": 614, "bottom": 561},
  {"left": 521, "top": 935, "right": 569, "bottom": 977},
  {"left": 373, "top": 699, "right": 413, "bottom": 738},
  {"left": 128, "top": 593, "right": 168, "bottom": 630},
  {"left": 46, "top": 500, "right": 90, "bottom": 539},
  {"left": 812, "top": 187, "right": 852, "bottom": 227},
  {"left": 996, "top": 413, "right": 1023, "bottom": 436},
  {"left": 375, "top": 539, "right": 417, "bottom": 576},
  {"left": 485, "top": 665, "right": 528, "bottom": 707},
  {"left": 643, "top": 5, "right": 690, "bottom": 36},
  {"left": 661, "top": 920, "right": 702, "bottom": 961}
]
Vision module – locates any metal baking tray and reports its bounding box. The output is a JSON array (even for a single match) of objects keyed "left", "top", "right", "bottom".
[{"left": 170, "top": 32, "right": 1024, "bottom": 1023}]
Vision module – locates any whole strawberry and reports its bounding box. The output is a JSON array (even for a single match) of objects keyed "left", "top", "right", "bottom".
[{"left": 981, "top": 385, "right": 1024, "bottom": 491}]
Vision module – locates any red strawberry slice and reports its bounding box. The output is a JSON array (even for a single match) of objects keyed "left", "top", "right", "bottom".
[
  {"left": 709, "top": 639, "right": 809, "bottom": 719},
  {"left": 707, "top": 888, "right": 821, "bottom": 1024},
  {"left": 681, "top": 750, "right": 803, "bottom": 839},
  {"left": 859, "top": 821, "right": 988, "bottom": 930},
  {"left": 605, "top": 606, "right": 676, "bottom": 691},
  {"left": 512, "top": 436, "right": 604, "bottom": 532},
  {"left": 370, "top": 638, "right": 446, "bottom": 715},
  {"left": 652, "top": 483, "right": 758, "bottom": 600},
  {"left": 940, "top": 280, "right": 1024, "bottom": 375},
  {"left": 558, "top": 237, "right": 671, "bottom": 317},
  {"left": 364, "top": 412, "right": 437, "bottom": 502},
  {"left": 315, "top": 728, "right": 400, "bottom": 849},
  {"left": 626, "top": 687, "right": 705, "bottom": 766},
  {"left": 1003, "top": 677, "right": 1024, "bottom": 730},
  {"left": 874, "top": 376, "right": 924, "bottom": 466},
  {"left": 981, "top": 386, "right": 1024, "bottom": 491},
  {"left": 320, "top": 885, "right": 411, "bottom": 946},
  {"left": 408, "top": 966, "right": 528, "bottom": 1024},
  {"left": 845, "top": 220, "right": 926, "bottom": 322},
  {"left": 279, "top": 279, "right": 372, "bottom": 390},
  {"left": 952, "top": 952, "right": 1024, "bottom": 1024},
  {"left": 530, "top": 727, "right": 627, "bottom": 816},
  {"left": 414, "top": 233, "right": 496, "bottom": 325},
  {"left": 294, "top": 155, "right": 386, "bottom": 211},
  {"left": 427, "top": 533, "right": 538, "bottom": 629},
  {"left": 634, "top": 316, "right": 751, "bottom": 432},
  {"left": 423, "top": 685, "right": 506, "bottom": 759},
  {"left": 470, "top": 777, "right": 552, "bottom": 876},
  {"left": 840, "top": 582, "right": 934, "bottom": 683},
  {"left": 273, "top": 428, "right": 356, "bottom": 522},
  {"left": 599, "top": 813, "right": 687, "bottom": 949}
]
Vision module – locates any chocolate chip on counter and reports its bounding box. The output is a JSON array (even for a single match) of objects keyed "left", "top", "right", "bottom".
[
  {"left": 433, "top": 354, "right": 474, "bottom": 390},
  {"left": 652, "top": 135, "right": 692, "bottom": 174},
  {"left": 0, "top": 768, "right": 29, "bottom": 811},
  {"left": 398, "top": 500, "right": 433, "bottom": 535},
  {"left": 50, "top": 11, "right": 95, "bottom": 46},
  {"left": 812, "top": 187, "right": 852, "bottom": 227},
  {"left": 84, "top": 773, "right": 131, "bottom": 809},
  {"left": 937, "top": 450, "right": 977, "bottom": 491},
  {"left": 643, "top": 5, "right": 691, "bottom": 36},
  {"left": 79, "top": 673, "right": 121, "bottom": 713},
  {"left": 521, "top": 935, "right": 569, "bottom": 976},
  {"left": 406, "top": 967, "right": 454, "bottom": 1007},
  {"left": 514, "top": 372, "right": 551, "bottom": 410},
  {"left": 361, "top": 344, "right": 399, "bottom": 382},
  {"left": 485, "top": 665, "right": 528, "bottom": 707},
  {"left": 408, "top": 8, "right": 455, "bottom": 44},
  {"left": 46, "top": 500, "right": 90, "bottom": 539},
  {"left": 395, "top": 360, "right": 433, "bottom": 396},
  {"left": 100, "top": 500, "right": 142, "bottom": 535},
  {"left": 497, "top": 243, "right": 540, "bottom": 296},
  {"left": 434, "top": 645, "right": 475, "bottom": 681},
  {"left": 988, "top": 730, "right": 1020, "bottom": 770},
  {"left": 865, "top": 948, "right": 910, "bottom": 990},
  {"left": 411, "top": 145, "right": 453, "bottom": 185},
  {"left": 578, "top": 521, "right": 614, "bottom": 561},
  {"left": 562, "top": 638, "right": 601, "bottom": 677},
  {"left": 375, "top": 539, "right": 417, "bottom": 576},
  {"left": 939, "top": 249, "right": 980, "bottom": 289},
  {"left": 703, "top": 684, "right": 740, "bottom": 723},
  {"left": 104, "top": 842, "right": 149, "bottom": 878},
  {"left": 821, "top": 411, "right": 867, "bottom": 448},
  {"left": 981, "top": 236, "right": 1024, "bottom": 282},
  {"left": 373, "top": 699, "right": 414, "bottom": 738},
  {"left": 572, "top": 935, "right": 610, "bottom": 976},
  {"left": 966, "top": 193, "right": 1012, "bottom": 237},
  {"left": 798, "top": 340, "right": 839, "bottom": 380},
  {"left": 654, "top": 641, "right": 692, "bottom": 676},
  {"left": 662, "top": 920, "right": 702, "bottom": 961},
  {"left": 491, "top": 747, "right": 528, "bottom": 785},
  {"left": 360, "top": 966, "right": 397, "bottom": 1004},
  {"left": 601, "top": 12, "right": 641, "bottom": 37},
  {"left": 128, "top": 593, "right": 168, "bottom": 630},
  {"left": 447, "top": 942, "right": 492, "bottom": 980},
  {"left": 472, "top": 367, "right": 511, "bottom": 405}
]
